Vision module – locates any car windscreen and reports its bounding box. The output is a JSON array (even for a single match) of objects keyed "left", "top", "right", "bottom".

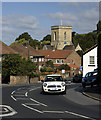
[{"left": 45, "top": 76, "right": 63, "bottom": 82}]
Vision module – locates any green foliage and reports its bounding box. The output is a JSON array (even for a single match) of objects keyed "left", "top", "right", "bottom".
[
  {"left": 41, "top": 41, "right": 50, "bottom": 45},
  {"left": 72, "top": 32, "right": 97, "bottom": 52},
  {"left": 41, "top": 34, "right": 51, "bottom": 42},
  {"left": 40, "top": 67, "right": 47, "bottom": 72},
  {"left": 15, "top": 32, "right": 33, "bottom": 41},
  {"left": 58, "top": 64, "right": 70, "bottom": 71},
  {"left": 10, "top": 38, "right": 28, "bottom": 46},
  {"left": 45, "top": 60, "right": 54, "bottom": 68},
  {"left": 2, "top": 54, "right": 37, "bottom": 78},
  {"left": 29, "top": 39, "right": 42, "bottom": 49}
]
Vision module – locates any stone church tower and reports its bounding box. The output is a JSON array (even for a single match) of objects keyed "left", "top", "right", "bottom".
[{"left": 51, "top": 25, "right": 72, "bottom": 50}]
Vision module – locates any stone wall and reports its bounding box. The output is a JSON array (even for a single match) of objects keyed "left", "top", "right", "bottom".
[
  {"left": 10, "top": 76, "right": 39, "bottom": 85},
  {"left": 30, "top": 77, "right": 39, "bottom": 84}
]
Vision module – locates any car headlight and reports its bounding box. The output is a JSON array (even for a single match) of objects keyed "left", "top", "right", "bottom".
[
  {"left": 43, "top": 83, "right": 47, "bottom": 87},
  {"left": 61, "top": 83, "right": 65, "bottom": 87}
]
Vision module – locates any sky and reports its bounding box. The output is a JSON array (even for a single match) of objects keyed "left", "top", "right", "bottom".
[{"left": 1, "top": 1, "right": 100, "bottom": 45}]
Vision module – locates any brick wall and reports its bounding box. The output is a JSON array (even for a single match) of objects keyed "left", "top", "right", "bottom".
[
  {"left": 10, "top": 76, "right": 39, "bottom": 85},
  {"left": 66, "top": 51, "right": 81, "bottom": 67}
]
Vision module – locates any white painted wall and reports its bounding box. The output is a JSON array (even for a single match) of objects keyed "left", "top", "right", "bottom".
[{"left": 83, "top": 46, "right": 97, "bottom": 77}]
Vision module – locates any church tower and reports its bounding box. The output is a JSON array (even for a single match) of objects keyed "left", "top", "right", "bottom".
[{"left": 51, "top": 25, "right": 72, "bottom": 50}]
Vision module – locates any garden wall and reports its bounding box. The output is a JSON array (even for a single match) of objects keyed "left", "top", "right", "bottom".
[{"left": 10, "top": 76, "right": 39, "bottom": 85}]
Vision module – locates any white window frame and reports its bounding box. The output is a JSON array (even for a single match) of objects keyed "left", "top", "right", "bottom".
[
  {"left": 56, "top": 59, "right": 59, "bottom": 64},
  {"left": 39, "top": 58, "right": 42, "bottom": 62},
  {"left": 61, "top": 60, "right": 64, "bottom": 64},
  {"left": 34, "top": 58, "right": 37, "bottom": 62},
  {"left": 42, "top": 58, "right": 44, "bottom": 62}
]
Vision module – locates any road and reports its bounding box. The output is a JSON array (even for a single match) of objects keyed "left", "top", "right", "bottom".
[{"left": 1, "top": 83, "right": 100, "bottom": 120}]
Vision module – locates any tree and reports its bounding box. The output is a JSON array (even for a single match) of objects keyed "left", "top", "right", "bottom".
[
  {"left": 2, "top": 54, "right": 37, "bottom": 83},
  {"left": 73, "top": 32, "right": 97, "bottom": 52},
  {"left": 15, "top": 32, "right": 33, "bottom": 41},
  {"left": 45, "top": 60, "right": 54, "bottom": 68},
  {"left": 58, "top": 64, "right": 70, "bottom": 71},
  {"left": 41, "top": 34, "right": 51, "bottom": 42},
  {"left": 41, "top": 34, "right": 51, "bottom": 45}
]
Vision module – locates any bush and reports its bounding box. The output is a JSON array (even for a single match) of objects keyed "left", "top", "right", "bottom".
[{"left": 58, "top": 64, "right": 70, "bottom": 71}]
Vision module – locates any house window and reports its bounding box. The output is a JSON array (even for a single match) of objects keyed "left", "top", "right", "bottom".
[
  {"left": 64, "top": 32, "right": 66, "bottom": 40},
  {"left": 54, "top": 32, "right": 56, "bottom": 41},
  {"left": 56, "top": 60, "right": 59, "bottom": 64},
  {"left": 42, "top": 58, "right": 44, "bottom": 62},
  {"left": 72, "top": 60, "right": 74, "bottom": 64},
  {"left": 61, "top": 60, "right": 64, "bottom": 64},
  {"left": 34, "top": 58, "right": 37, "bottom": 62},
  {"left": 89, "top": 56, "right": 95, "bottom": 64},
  {"left": 39, "top": 58, "right": 41, "bottom": 62}
]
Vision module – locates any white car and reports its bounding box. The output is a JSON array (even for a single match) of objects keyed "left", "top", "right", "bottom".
[{"left": 41, "top": 74, "right": 66, "bottom": 94}]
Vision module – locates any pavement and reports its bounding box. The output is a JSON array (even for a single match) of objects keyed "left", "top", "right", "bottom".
[{"left": 82, "top": 85, "right": 101, "bottom": 101}]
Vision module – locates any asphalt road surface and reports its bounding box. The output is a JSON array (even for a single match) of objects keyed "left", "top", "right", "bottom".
[{"left": 1, "top": 83, "right": 100, "bottom": 120}]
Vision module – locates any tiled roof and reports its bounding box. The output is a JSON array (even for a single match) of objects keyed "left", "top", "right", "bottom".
[
  {"left": 68, "top": 64, "right": 78, "bottom": 68},
  {"left": 54, "top": 63, "right": 78, "bottom": 68},
  {"left": 38, "top": 50, "right": 72, "bottom": 59},
  {"left": 0, "top": 41, "right": 18, "bottom": 55},
  {"left": 10, "top": 44, "right": 44, "bottom": 59}
]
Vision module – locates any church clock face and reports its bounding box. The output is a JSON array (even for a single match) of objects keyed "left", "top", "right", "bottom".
[{"left": 64, "top": 41, "right": 67, "bottom": 44}]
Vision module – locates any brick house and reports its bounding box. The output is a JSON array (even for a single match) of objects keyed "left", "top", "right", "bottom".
[
  {"left": 0, "top": 41, "right": 18, "bottom": 61},
  {"left": 11, "top": 44, "right": 45, "bottom": 70},
  {"left": 38, "top": 49, "right": 81, "bottom": 76}
]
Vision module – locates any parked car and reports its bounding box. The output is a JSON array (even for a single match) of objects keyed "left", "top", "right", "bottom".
[
  {"left": 82, "top": 71, "right": 98, "bottom": 88},
  {"left": 41, "top": 74, "right": 66, "bottom": 94},
  {"left": 73, "top": 74, "right": 82, "bottom": 83}
]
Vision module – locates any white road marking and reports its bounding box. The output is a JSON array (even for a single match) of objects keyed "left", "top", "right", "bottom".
[
  {"left": 0, "top": 105, "right": 17, "bottom": 117},
  {"left": 43, "top": 111, "right": 64, "bottom": 114},
  {"left": 30, "top": 98, "right": 47, "bottom": 107},
  {"left": 22, "top": 104, "right": 43, "bottom": 114},
  {"left": 65, "top": 111, "right": 95, "bottom": 120},
  {"left": 25, "top": 103, "right": 40, "bottom": 106},
  {"left": 16, "top": 98, "right": 29, "bottom": 100},
  {"left": 11, "top": 90, "right": 15, "bottom": 95},
  {"left": 25, "top": 92, "right": 28, "bottom": 97},
  {"left": 11, "top": 95, "right": 17, "bottom": 101},
  {"left": 0, "top": 108, "right": 8, "bottom": 113}
]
